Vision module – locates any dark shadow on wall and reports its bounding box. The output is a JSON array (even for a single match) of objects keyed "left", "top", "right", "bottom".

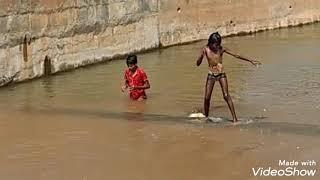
[{"left": 44, "top": 56, "right": 52, "bottom": 76}]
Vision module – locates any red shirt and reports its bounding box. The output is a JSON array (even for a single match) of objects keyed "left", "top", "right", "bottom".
[{"left": 124, "top": 67, "right": 148, "bottom": 100}]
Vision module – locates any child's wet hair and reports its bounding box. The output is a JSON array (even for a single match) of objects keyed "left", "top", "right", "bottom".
[
  {"left": 208, "top": 32, "right": 222, "bottom": 46},
  {"left": 126, "top": 54, "right": 138, "bottom": 65}
]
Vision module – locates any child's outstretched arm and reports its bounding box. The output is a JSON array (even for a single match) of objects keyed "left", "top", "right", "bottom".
[
  {"left": 224, "top": 48, "right": 261, "bottom": 66},
  {"left": 121, "top": 77, "right": 129, "bottom": 92},
  {"left": 196, "top": 48, "right": 205, "bottom": 66}
]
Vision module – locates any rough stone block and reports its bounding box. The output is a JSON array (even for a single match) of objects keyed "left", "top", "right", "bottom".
[
  {"left": 108, "top": 2, "right": 127, "bottom": 24},
  {"left": 48, "top": 11, "right": 69, "bottom": 29},
  {"left": 96, "top": 4, "right": 109, "bottom": 23},
  {"left": 0, "top": 0, "right": 11, "bottom": 16},
  {"left": 8, "top": 15, "right": 29, "bottom": 33},
  {"left": 39, "top": 0, "right": 65, "bottom": 9},
  {"left": 144, "top": 0, "right": 159, "bottom": 12},
  {"left": 0, "top": 17, "right": 7, "bottom": 34},
  {"left": 30, "top": 14, "right": 48, "bottom": 32}
]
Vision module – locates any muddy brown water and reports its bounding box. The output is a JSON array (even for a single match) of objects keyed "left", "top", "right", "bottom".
[{"left": 0, "top": 24, "right": 319, "bottom": 179}]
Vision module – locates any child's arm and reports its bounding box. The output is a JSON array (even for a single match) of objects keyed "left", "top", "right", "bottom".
[
  {"left": 196, "top": 48, "right": 205, "bottom": 66},
  {"left": 121, "top": 80, "right": 129, "bottom": 92},
  {"left": 130, "top": 80, "right": 150, "bottom": 90},
  {"left": 224, "top": 48, "right": 261, "bottom": 66},
  {"left": 121, "top": 74, "right": 129, "bottom": 92}
]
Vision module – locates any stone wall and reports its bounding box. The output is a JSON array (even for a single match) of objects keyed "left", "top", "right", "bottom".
[{"left": 0, "top": 0, "right": 319, "bottom": 84}]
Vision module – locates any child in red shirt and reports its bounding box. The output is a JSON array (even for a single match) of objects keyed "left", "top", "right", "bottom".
[{"left": 121, "top": 55, "right": 150, "bottom": 101}]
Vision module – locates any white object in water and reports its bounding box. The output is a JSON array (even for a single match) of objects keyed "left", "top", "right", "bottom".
[
  {"left": 207, "top": 117, "right": 223, "bottom": 123},
  {"left": 188, "top": 113, "right": 206, "bottom": 118}
]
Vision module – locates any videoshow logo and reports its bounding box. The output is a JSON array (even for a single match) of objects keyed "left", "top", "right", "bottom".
[{"left": 252, "top": 160, "right": 317, "bottom": 177}]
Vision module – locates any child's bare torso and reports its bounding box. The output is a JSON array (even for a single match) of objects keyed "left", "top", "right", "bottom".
[{"left": 204, "top": 46, "right": 224, "bottom": 73}]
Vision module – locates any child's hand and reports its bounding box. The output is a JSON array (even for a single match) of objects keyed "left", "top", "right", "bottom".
[
  {"left": 250, "top": 60, "right": 262, "bottom": 67},
  {"left": 121, "top": 85, "right": 128, "bottom": 92}
]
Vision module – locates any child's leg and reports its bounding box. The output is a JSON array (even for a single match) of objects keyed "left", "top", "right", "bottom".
[
  {"left": 219, "top": 76, "right": 237, "bottom": 122},
  {"left": 204, "top": 76, "right": 215, "bottom": 117}
]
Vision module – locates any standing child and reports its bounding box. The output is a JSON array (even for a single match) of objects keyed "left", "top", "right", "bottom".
[
  {"left": 196, "top": 32, "right": 261, "bottom": 122},
  {"left": 122, "top": 55, "right": 150, "bottom": 101}
]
